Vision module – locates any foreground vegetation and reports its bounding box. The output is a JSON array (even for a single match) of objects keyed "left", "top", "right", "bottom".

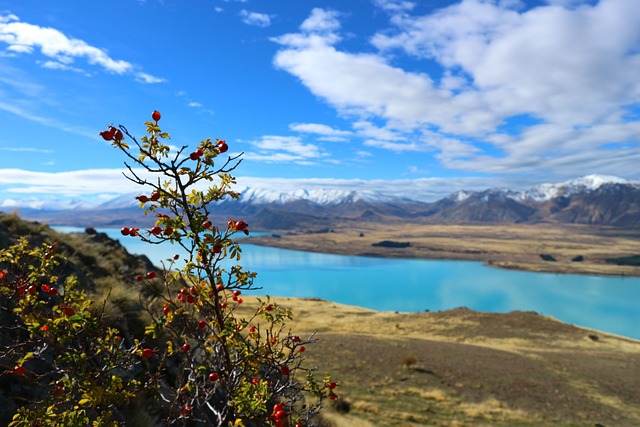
[{"left": 0, "top": 112, "right": 335, "bottom": 426}]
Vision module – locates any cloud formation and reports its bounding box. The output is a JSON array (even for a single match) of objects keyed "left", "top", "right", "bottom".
[
  {"left": 0, "top": 13, "right": 165, "bottom": 83},
  {"left": 243, "top": 135, "right": 325, "bottom": 164},
  {"left": 239, "top": 10, "right": 271, "bottom": 27},
  {"left": 272, "top": 0, "right": 640, "bottom": 180},
  {"left": 0, "top": 167, "right": 524, "bottom": 207}
]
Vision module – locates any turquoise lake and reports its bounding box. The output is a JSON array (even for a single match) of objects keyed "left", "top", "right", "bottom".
[{"left": 55, "top": 227, "right": 640, "bottom": 340}]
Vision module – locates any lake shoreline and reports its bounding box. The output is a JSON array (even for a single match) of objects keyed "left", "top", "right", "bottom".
[{"left": 245, "top": 223, "right": 640, "bottom": 278}]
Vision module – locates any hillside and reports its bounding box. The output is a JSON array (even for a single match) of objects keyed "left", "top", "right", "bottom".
[
  {"left": 262, "top": 297, "right": 640, "bottom": 427},
  {"left": 1, "top": 214, "right": 639, "bottom": 426}
]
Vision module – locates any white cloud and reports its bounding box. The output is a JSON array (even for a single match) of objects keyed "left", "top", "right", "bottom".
[
  {"left": 0, "top": 13, "right": 164, "bottom": 83},
  {"left": 272, "top": 1, "right": 640, "bottom": 179},
  {"left": 244, "top": 135, "right": 325, "bottom": 163},
  {"left": 239, "top": 10, "right": 271, "bottom": 27},
  {"left": 40, "top": 60, "right": 87, "bottom": 74},
  {"left": 373, "top": 0, "right": 416, "bottom": 14},
  {"left": 0, "top": 146, "right": 54, "bottom": 153},
  {"left": 289, "top": 122, "right": 352, "bottom": 141},
  {"left": 135, "top": 72, "right": 167, "bottom": 84},
  {"left": 300, "top": 8, "right": 341, "bottom": 33},
  {"left": 0, "top": 168, "right": 140, "bottom": 197}
]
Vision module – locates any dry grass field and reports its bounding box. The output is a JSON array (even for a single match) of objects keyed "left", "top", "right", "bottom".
[
  {"left": 247, "top": 223, "right": 640, "bottom": 277},
  {"left": 237, "top": 297, "right": 640, "bottom": 426}
]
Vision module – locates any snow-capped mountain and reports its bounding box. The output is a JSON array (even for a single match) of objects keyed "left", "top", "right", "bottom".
[
  {"left": 516, "top": 174, "right": 631, "bottom": 202},
  {"left": 7, "top": 174, "right": 640, "bottom": 228}
]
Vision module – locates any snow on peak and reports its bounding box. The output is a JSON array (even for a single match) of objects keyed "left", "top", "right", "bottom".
[
  {"left": 448, "top": 190, "right": 472, "bottom": 202},
  {"left": 561, "top": 174, "right": 627, "bottom": 190},
  {"left": 521, "top": 174, "right": 629, "bottom": 201},
  {"left": 235, "top": 186, "right": 395, "bottom": 205}
]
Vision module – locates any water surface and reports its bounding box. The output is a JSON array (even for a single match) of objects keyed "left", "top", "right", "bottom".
[{"left": 55, "top": 227, "right": 640, "bottom": 340}]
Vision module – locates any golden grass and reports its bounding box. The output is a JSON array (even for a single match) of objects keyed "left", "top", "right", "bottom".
[{"left": 237, "top": 296, "right": 640, "bottom": 426}]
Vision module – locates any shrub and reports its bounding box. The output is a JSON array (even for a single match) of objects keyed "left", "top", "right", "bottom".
[{"left": 0, "top": 111, "right": 336, "bottom": 426}]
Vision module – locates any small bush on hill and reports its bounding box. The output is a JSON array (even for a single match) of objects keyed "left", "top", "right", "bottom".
[{"left": 0, "top": 111, "right": 336, "bottom": 426}]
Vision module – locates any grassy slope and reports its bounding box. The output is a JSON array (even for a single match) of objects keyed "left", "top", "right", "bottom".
[{"left": 242, "top": 297, "right": 640, "bottom": 427}]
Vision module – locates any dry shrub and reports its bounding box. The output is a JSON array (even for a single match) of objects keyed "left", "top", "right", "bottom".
[{"left": 401, "top": 353, "right": 417, "bottom": 369}]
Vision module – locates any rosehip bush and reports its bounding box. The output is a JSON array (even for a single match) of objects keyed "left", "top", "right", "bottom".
[
  {"left": 0, "top": 111, "right": 337, "bottom": 426},
  {"left": 0, "top": 238, "right": 145, "bottom": 426}
]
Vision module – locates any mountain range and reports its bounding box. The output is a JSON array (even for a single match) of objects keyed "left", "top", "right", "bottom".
[{"left": 7, "top": 174, "right": 640, "bottom": 229}]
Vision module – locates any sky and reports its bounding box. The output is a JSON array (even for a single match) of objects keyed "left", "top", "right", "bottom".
[{"left": 0, "top": 0, "right": 639, "bottom": 208}]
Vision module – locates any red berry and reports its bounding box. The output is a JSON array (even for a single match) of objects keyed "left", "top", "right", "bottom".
[
  {"left": 41, "top": 284, "right": 50, "bottom": 293},
  {"left": 299, "top": 346, "right": 305, "bottom": 353},
  {"left": 181, "top": 343, "right": 190, "bottom": 352},
  {"left": 136, "top": 195, "right": 149, "bottom": 203},
  {"left": 209, "top": 372, "right": 219, "bottom": 382},
  {"left": 40, "top": 325, "right": 49, "bottom": 332},
  {"left": 13, "top": 365, "right": 26, "bottom": 375},
  {"left": 251, "top": 378, "right": 259, "bottom": 385},
  {"left": 217, "top": 140, "right": 228, "bottom": 153},
  {"left": 121, "top": 227, "right": 130, "bottom": 236},
  {"left": 212, "top": 245, "right": 222, "bottom": 254},
  {"left": 291, "top": 335, "right": 301, "bottom": 343},
  {"left": 136, "top": 274, "right": 143, "bottom": 282},
  {"left": 185, "top": 294, "right": 195, "bottom": 304},
  {"left": 150, "top": 226, "right": 162, "bottom": 235},
  {"left": 152, "top": 110, "right": 161, "bottom": 121},
  {"left": 150, "top": 191, "right": 160, "bottom": 201},
  {"left": 220, "top": 302, "right": 227, "bottom": 309},
  {"left": 114, "top": 129, "right": 124, "bottom": 141},
  {"left": 275, "top": 410, "right": 287, "bottom": 420},
  {"left": 146, "top": 271, "right": 157, "bottom": 279},
  {"left": 48, "top": 287, "right": 58, "bottom": 296},
  {"left": 100, "top": 130, "right": 114, "bottom": 141},
  {"left": 233, "top": 290, "right": 241, "bottom": 297},
  {"left": 130, "top": 228, "right": 139, "bottom": 237},
  {"left": 141, "top": 348, "right": 154, "bottom": 358},
  {"left": 99, "top": 126, "right": 116, "bottom": 141},
  {"left": 27, "top": 285, "right": 37, "bottom": 295},
  {"left": 280, "top": 366, "right": 290, "bottom": 376},
  {"left": 327, "top": 381, "right": 337, "bottom": 389},
  {"left": 63, "top": 307, "right": 75, "bottom": 317},
  {"left": 273, "top": 403, "right": 284, "bottom": 412},
  {"left": 180, "top": 404, "right": 191, "bottom": 416},
  {"left": 163, "top": 306, "right": 170, "bottom": 315},
  {"left": 249, "top": 325, "right": 256, "bottom": 333},
  {"left": 189, "top": 151, "right": 200, "bottom": 160},
  {"left": 198, "top": 320, "right": 207, "bottom": 329},
  {"left": 235, "top": 220, "right": 248, "bottom": 231},
  {"left": 163, "top": 227, "right": 173, "bottom": 236},
  {"left": 265, "top": 304, "right": 274, "bottom": 312},
  {"left": 203, "top": 220, "right": 212, "bottom": 229}
]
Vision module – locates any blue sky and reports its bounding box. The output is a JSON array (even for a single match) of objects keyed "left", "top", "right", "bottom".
[{"left": 0, "top": 0, "right": 639, "bottom": 208}]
